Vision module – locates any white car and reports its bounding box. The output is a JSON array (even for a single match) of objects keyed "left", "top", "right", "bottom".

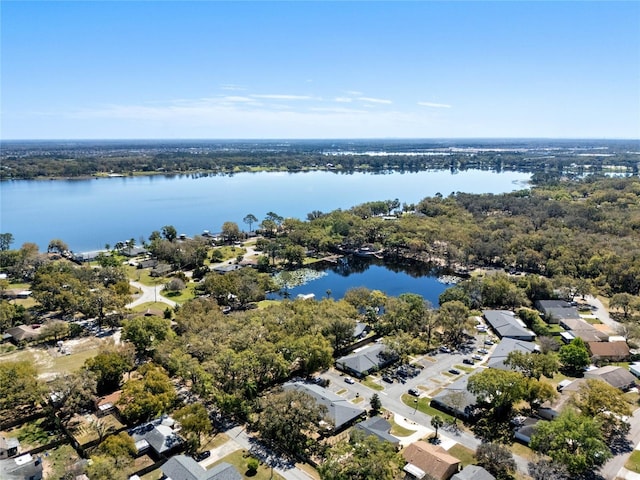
[{"left": 345, "top": 377, "right": 355, "bottom": 384}]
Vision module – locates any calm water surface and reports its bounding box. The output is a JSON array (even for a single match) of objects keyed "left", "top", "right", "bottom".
[{"left": 1, "top": 169, "right": 530, "bottom": 252}]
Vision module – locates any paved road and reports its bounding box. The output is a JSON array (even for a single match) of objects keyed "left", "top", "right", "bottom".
[
  {"left": 200, "top": 425, "right": 314, "bottom": 480},
  {"left": 127, "top": 280, "right": 177, "bottom": 308}
]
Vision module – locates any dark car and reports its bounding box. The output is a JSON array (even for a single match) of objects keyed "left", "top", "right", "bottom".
[
  {"left": 382, "top": 375, "right": 394, "bottom": 383},
  {"left": 463, "top": 358, "right": 474, "bottom": 365},
  {"left": 448, "top": 368, "right": 461, "bottom": 375},
  {"left": 408, "top": 388, "right": 420, "bottom": 396},
  {"left": 193, "top": 450, "right": 211, "bottom": 462}
]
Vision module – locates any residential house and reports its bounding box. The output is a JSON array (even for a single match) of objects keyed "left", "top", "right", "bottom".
[
  {"left": 451, "top": 465, "right": 495, "bottom": 480},
  {"left": 0, "top": 454, "right": 43, "bottom": 480},
  {"left": 282, "top": 382, "right": 366, "bottom": 433},
  {"left": 0, "top": 436, "right": 20, "bottom": 459},
  {"left": 211, "top": 264, "right": 243, "bottom": 274},
  {"left": 353, "top": 416, "right": 399, "bottom": 447},
  {"left": 430, "top": 375, "right": 479, "bottom": 420},
  {"left": 94, "top": 390, "right": 122, "bottom": 418},
  {"left": 129, "top": 416, "right": 184, "bottom": 459},
  {"left": 588, "top": 341, "right": 630, "bottom": 362},
  {"left": 560, "top": 318, "right": 607, "bottom": 343},
  {"left": 513, "top": 417, "right": 542, "bottom": 444},
  {"left": 335, "top": 343, "right": 398, "bottom": 378},
  {"left": 486, "top": 338, "right": 539, "bottom": 371},
  {"left": 353, "top": 322, "right": 370, "bottom": 340},
  {"left": 584, "top": 365, "right": 637, "bottom": 391},
  {"left": 482, "top": 310, "right": 535, "bottom": 341},
  {"left": 161, "top": 455, "right": 242, "bottom": 480},
  {"left": 73, "top": 250, "right": 107, "bottom": 263},
  {"left": 5, "top": 325, "right": 42, "bottom": 344},
  {"left": 403, "top": 441, "right": 461, "bottom": 480},
  {"left": 535, "top": 300, "right": 581, "bottom": 324}
]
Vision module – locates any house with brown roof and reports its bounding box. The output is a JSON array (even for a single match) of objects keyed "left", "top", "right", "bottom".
[
  {"left": 5, "top": 325, "right": 42, "bottom": 344},
  {"left": 560, "top": 318, "right": 608, "bottom": 343},
  {"left": 588, "top": 341, "right": 630, "bottom": 362},
  {"left": 403, "top": 441, "right": 461, "bottom": 480}
]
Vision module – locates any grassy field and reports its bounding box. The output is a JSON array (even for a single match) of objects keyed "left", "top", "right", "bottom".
[
  {"left": 626, "top": 450, "right": 640, "bottom": 473},
  {"left": 448, "top": 444, "right": 476, "bottom": 466},
  {"left": 162, "top": 282, "right": 198, "bottom": 303},
  {"left": 388, "top": 418, "right": 416, "bottom": 437},
  {"left": 42, "top": 443, "right": 82, "bottom": 480},
  {"left": 362, "top": 377, "right": 384, "bottom": 391}
]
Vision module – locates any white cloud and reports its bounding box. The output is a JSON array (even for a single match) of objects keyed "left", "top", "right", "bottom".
[
  {"left": 250, "top": 94, "right": 314, "bottom": 100},
  {"left": 220, "top": 84, "right": 246, "bottom": 91},
  {"left": 345, "top": 90, "right": 363, "bottom": 96},
  {"left": 418, "top": 101, "right": 452, "bottom": 108},
  {"left": 358, "top": 97, "right": 392, "bottom": 105},
  {"left": 334, "top": 97, "right": 353, "bottom": 103}
]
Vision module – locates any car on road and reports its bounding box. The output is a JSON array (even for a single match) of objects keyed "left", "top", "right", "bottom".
[
  {"left": 463, "top": 358, "right": 474, "bottom": 365},
  {"left": 408, "top": 388, "right": 420, "bottom": 396},
  {"left": 193, "top": 451, "right": 211, "bottom": 462},
  {"left": 344, "top": 377, "right": 355, "bottom": 384},
  {"left": 448, "top": 368, "right": 461, "bottom": 375}
]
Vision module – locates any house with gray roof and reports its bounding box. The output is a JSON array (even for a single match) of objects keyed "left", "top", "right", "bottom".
[
  {"left": 560, "top": 318, "right": 607, "bottom": 343},
  {"left": 0, "top": 436, "right": 20, "bottom": 459},
  {"left": 535, "top": 300, "right": 580, "bottom": 324},
  {"left": 585, "top": 365, "right": 637, "bottom": 391},
  {"left": 483, "top": 310, "right": 535, "bottom": 341},
  {"left": 283, "top": 382, "right": 366, "bottom": 432},
  {"left": 353, "top": 416, "right": 399, "bottom": 447},
  {"left": 430, "top": 375, "right": 479, "bottom": 420},
  {"left": 487, "top": 338, "right": 539, "bottom": 370},
  {"left": 335, "top": 343, "right": 398, "bottom": 378},
  {"left": 162, "top": 455, "right": 242, "bottom": 480},
  {"left": 452, "top": 465, "right": 495, "bottom": 480},
  {"left": 129, "top": 416, "right": 183, "bottom": 458}
]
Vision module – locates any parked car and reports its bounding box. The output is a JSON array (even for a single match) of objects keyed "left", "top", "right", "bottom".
[
  {"left": 345, "top": 377, "right": 355, "bottom": 384},
  {"left": 193, "top": 450, "right": 211, "bottom": 462},
  {"left": 448, "top": 368, "right": 461, "bottom": 375},
  {"left": 408, "top": 388, "right": 420, "bottom": 396},
  {"left": 484, "top": 339, "right": 495, "bottom": 345},
  {"left": 472, "top": 354, "right": 483, "bottom": 361},
  {"left": 382, "top": 375, "right": 394, "bottom": 383},
  {"left": 463, "top": 358, "right": 475, "bottom": 365},
  {"left": 478, "top": 348, "right": 489, "bottom": 354},
  {"left": 439, "top": 346, "right": 451, "bottom": 353}
]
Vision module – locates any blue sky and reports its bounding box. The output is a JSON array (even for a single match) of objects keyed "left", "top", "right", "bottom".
[{"left": 2, "top": 1, "right": 639, "bottom": 139}]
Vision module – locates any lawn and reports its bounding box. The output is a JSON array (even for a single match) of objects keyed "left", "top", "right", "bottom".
[
  {"left": 400, "top": 394, "right": 454, "bottom": 423},
  {"left": 510, "top": 441, "right": 537, "bottom": 462},
  {"left": 388, "top": 418, "right": 416, "bottom": 437},
  {"left": 362, "top": 377, "right": 384, "bottom": 391},
  {"left": 206, "top": 449, "right": 285, "bottom": 480},
  {"left": 626, "top": 450, "right": 640, "bottom": 473},
  {"left": 5, "top": 417, "right": 65, "bottom": 450},
  {"left": 161, "top": 282, "right": 198, "bottom": 303},
  {"left": 213, "top": 246, "right": 246, "bottom": 262},
  {"left": 447, "top": 444, "right": 476, "bottom": 466}
]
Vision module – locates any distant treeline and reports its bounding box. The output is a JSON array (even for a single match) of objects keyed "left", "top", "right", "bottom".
[{"left": 1, "top": 139, "right": 638, "bottom": 179}]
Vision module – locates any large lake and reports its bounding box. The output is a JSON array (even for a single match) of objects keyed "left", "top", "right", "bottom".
[{"left": 1, "top": 169, "right": 530, "bottom": 252}]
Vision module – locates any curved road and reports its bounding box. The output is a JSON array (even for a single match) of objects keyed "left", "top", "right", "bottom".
[{"left": 127, "top": 280, "right": 177, "bottom": 309}]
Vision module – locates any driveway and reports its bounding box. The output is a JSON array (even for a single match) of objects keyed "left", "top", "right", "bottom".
[{"left": 127, "top": 280, "right": 177, "bottom": 308}]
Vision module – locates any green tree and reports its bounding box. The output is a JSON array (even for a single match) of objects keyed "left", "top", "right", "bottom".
[
  {"left": 572, "top": 378, "right": 632, "bottom": 442},
  {"left": 610, "top": 292, "right": 637, "bottom": 319},
  {"left": 437, "top": 300, "right": 472, "bottom": 347},
  {"left": 504, "top": 351, "right": 559, "bottom": 380},
  {"left": 162, "top": 225, "right": 178, "bottom": 242},
  {"left": 430, "top": 415, "right": 444, "bottom": 442},
  {"left": 122, "top": 315, "right": 174, "bottom": 355},
  {"left": 0, "top": 233, "right": 14, "bottom": 251},
  {"left": 254, "top": 389, "right": 328, "bottom": 457},
  {"left": 221, "top": 221, "right": 241, "bottom": 243},
  {"left": 85, "top": 342, "right": 135, "bottom": 395},
  {"left": 530, "top": 409, "right": 611, "bottom": 475},
  {"left": 38, "top": 320, "right": 70, "bottom": 342},
  {"left": 47, "top": 238, "right": 69, "bottom": 254},
  {"left": 558, "top": 337, "right": 591, "bottom": 375},
  {"left": 118, "top": 364, "right": 177, "bottom": 424},
  {"left": 467, "top": 369, "right": 528, "bottom": 415},
  {"left": 96, "top": 431, "right": 136, "bottom": 467},
  {"left": 476, "top": 442, "right": 516, "bottom": 480},
  {"left": 48, "top": 370, "right": 97, "bottom": 422},
  {"left": 173, "top": 403, "right": 213, "bottom": 451},
  {"left": 369, "top": 393, "right": 382, "bottom": 416},
  {"left": 243, "top": 213, "right": 258, "bottom": 232},
  {"left": 319, "top": 428, "right": 404, "bottom": 480},
  {"left": 0, "top": 360, "right": 45, "bottom": 414},
  {"left": 86, "top": 455, "right": 127, "bottom": 480}
]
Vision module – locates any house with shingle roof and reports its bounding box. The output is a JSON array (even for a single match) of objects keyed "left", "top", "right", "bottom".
[
  {"left": 587, "top": 341, "right": 630, "bottom": 362},
  {"left": 483, "top": 310, "right": 535, "bottom": 341},
  {"left": 162, "top": 455, "right": 242, "bottom": 480},
  {"left": 283, "top": 382, "right": 366, "bottom": 432},
  {"left": 535, "top": 300, "right": 581, "bottom": 324},
  {"left": 129, "top": 416, "right": 183, "bottom": 458},
  {"left": 584, "top": 365, "right": 636, "bottom": 391},
  {"left": 403, "top": 441, "right": 460, "bottom": 480},
  {"left": 486, "top": 338, "right": 539, "bottom": 370},
  {"left": 430, "top": 375, "right": 479, "bottom": 420},
  {"left": 335, "top": 343, "right": 398, "bottom": 378},
  {"left": 353, "top": 416, "right": 399, "bottom": 447},
  {"left": 452, "top": 465, "right": 495, "bottom": 480},
  {"left": 560, "top": 318, "right": 608, "bottom": 343}
]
